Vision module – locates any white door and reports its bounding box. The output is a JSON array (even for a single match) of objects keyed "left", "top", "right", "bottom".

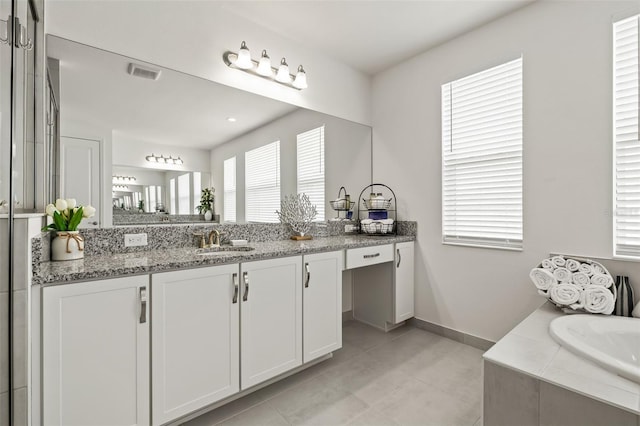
[
  {"left": 42, "top": 276, "right": 149, "bottom": 426},
  {"left": 240, "top": 256, "right": 302, "bottom": 389},
  {"left": 151, "top": 265, "right": 240, "bottom": 426},
  {"left": 60, "top": 136, "right": 100, "bottom": 228},
  {"left": 394, "top": 241, "right": 415, "bottom": 323},
  {"left": 303, "top": 251, "right": 342, "bottom": 363}
]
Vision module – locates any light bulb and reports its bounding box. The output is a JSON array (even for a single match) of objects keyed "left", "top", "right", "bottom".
[
  {"left": 276, "top": 58, "right": 291, "bottom": 83},
  {"left": 256, "top": 50, "right": 273, "bottom": 76},
  {"left": 293, "top": 65, "right": 308, "bottom": 89},
  {"left": 235, "top": 41, "right": 253, "bottom": 70}
]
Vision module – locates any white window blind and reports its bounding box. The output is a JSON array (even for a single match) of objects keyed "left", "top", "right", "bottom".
[
  {"left": 297, "top": 126, "right": 325, "bottom": 221},
  {"left": 169, "top": 178, "right": 176, "bottom": 214},
  {"left": 614, "top": 15, "right": 640, "bottom": 258},
  {"left": 193, "top": 172, "right": 201, "bottom": 214},
  {"left": 442, "top": 57, "right": 523, "bottom": 249},
  {"left": 178, "top": 173, "right": 190, "bottom": 215},
  {"left": 246, "top": 141, "right": 280, "bottom": 223},
  {"left": 224, "top": 157, "right": 236, "bottom": 222}
]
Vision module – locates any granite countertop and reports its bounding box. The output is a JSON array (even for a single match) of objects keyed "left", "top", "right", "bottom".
[
  {"left": 484, "top": 302, "right": 640, "bottom": 415},
  {"left": 33, "top": 234, "right": 415, "bottom": 286}
]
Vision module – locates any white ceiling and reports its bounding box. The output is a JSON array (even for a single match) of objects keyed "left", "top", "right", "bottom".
[
  {"left": 220, "top": 0, "right": 535, "bottom": 75},
  {"left": 48, "top": 36, "right": 297, "bottom": 149}
]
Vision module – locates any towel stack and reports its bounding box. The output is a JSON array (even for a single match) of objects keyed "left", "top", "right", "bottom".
[{"left": 529, "top": 255, "right": 615, "bottom": 314}]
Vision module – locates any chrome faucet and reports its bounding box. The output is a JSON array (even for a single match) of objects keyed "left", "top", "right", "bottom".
[{"left": 208, "top": 229, "right": 221, "bottom": 247}]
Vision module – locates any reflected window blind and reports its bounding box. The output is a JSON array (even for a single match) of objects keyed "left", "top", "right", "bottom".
[
  {"left": 297, "top": 126, "right": 325, "bottom": 221},
  {"left": 246, "top": 141, "right": 280, "bottom": 223},
  {"left": 224, "top": 157, "right": 236, "bottom": 223},
  {"left": 614, "top": 15, "right": 640, "bottom": 257},
  {"left": 442, "top": 57, "right": 523, "bottom": 249}
]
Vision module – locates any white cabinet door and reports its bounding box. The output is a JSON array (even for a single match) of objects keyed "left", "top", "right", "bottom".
[
  {"left": 151, "top": 265, "right": 240, "bottom": 426},
  {"left": 42, "top": 276, "right": 149, "bottom": 426},
  {"left": 60, "top": 136, "right": 101, "bottom": 228},
  {"left": 394, "top": 241, "right": 415, "bottom": 323},
  {"left": 303, "top": 251, "right": 342, "bottom": 363},
  {"left": 240, "top": 256, "right": 302, "bottom": 389}
]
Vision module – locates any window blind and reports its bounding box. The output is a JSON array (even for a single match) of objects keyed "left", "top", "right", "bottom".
[
  {"left": 224, "top": 157, "right": 236, "bottom": 222},
  {"left": 297, "top": 126, "right": 325, "bottom": 221},
  {"left": 442, "top": 57, "right": 523, "bottom": 249},
  {"left": 193, "top": 172, "right": 201, "bottom": 214},
  {"left": 614, "top": 15, "right": 640, "bottom": 258},
  {"left": 246, "top": 141, "right": 280, "bottom": 223},
  {"left": 177, "top": 174, "right": 190, "bottom": 215}
]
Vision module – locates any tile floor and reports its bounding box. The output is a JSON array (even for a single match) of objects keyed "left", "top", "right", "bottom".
[{"left": 184, "top": 321, "right": 485, "bottom": 426}]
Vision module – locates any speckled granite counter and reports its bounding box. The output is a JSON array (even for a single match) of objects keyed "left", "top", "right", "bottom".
[{"left": 33, "top": 235, "right": 415, "bottom": 286}]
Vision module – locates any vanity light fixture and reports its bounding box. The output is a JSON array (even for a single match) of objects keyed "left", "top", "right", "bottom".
[
  {"left": 145, "top": 153, "right": 184, "bottom": 165},
  {"left": 223, "top": 41, "right": 308, "bottom": 90},
  {"left": 112, "top": 175, "right": 136, "bottom": 184}
]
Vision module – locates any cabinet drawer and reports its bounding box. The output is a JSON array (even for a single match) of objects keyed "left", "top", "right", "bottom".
[{"left": 346, "top": 244, "right": 394, "bottom": 269}]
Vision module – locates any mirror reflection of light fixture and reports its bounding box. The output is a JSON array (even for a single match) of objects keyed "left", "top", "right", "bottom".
[
  {"left": 276, "top": 58, "right": 291, "bottom": 83},
  {"left": 293, "top": 65, "right": 308, "bottom": 89},
  {"left": 256, "top": 50, "right": 272, "bottom": 76},
  {"left": 234, "top": 41, "right": 253, "bottom": 70},
  {"left": 146, "top": 153, "right": 183, "bottom": 165},
  {"left": 112, "top": 175, "right": 137, "bottom": 184},
  {"left": 223, "top": 42, "right": 307, "bottom": 90},
  {"left": 113, "top": 184, "right": 129, "bottom": 191}
]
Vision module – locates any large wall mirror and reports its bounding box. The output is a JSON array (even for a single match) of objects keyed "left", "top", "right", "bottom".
[{"left": 46, "top": 35, "right": 372, "bottom": 227}]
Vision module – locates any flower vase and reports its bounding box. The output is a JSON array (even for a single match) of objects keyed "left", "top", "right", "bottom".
[
  {"left": 204, "top": 210, "right": 213, "bottom": 221},
  {"left": 51, "top": 231, "right": 85, "bottom": 261}
]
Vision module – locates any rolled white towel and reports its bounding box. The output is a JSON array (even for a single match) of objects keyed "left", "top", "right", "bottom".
[
  {"left": 572, "top": 272, "right": 591, "bottom": 288},
  {"left": 590, "top": 273, "right": 613, "bottom": 288},
  {"left": 529, "top": 268, "right": 557, "bottom": 291},
  {"left": 541, "top": 258, "right": 556, "bottom": 271},
  {"left": 380, "top": 219, "right": 394, "bottom": 225},
  {"left": 553, "top": 267, "right": 572, "bottom": 283},
  {"left": 578, "top": 263, "right": 594, "bottom": 276},
  {"left": 548, "top": 282, "right": 581, "bottom": 306},
  {"left": 565, "top": 258, "right": 581, "bottom": 272},
  {"left": 582, "top": 286, "right": 615, "bottom": 314},
  {"left": 360, "top": 219, "right": 373, "bottom": 225},
  {"left": 592, "top": 263, "right": 606, "bottom": 275},
  {"left": 551, "top": 256, "right": 566, "bottom": 267}
]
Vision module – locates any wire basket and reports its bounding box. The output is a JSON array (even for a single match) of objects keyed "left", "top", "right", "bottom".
[
  {"left": 363, "top": 198, "right": 392, "bottom": 210},
  {"left": 361, "top": 221, "right": 395, "bottom": 234},
  {"left": 330, "top": 199, "right": 355, "bottom": 211}
]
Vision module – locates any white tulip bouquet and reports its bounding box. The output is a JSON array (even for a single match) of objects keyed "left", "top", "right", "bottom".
[{"left": 42, "top": 198, "right": 96, "bottom": 232}]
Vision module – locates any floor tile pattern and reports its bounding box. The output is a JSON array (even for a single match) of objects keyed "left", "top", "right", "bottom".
[{"left": 184, "top": 321, "right": 484, "bottom": 426}]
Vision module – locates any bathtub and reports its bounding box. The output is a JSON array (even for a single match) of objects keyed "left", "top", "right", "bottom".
[{"left": 549, "top": 314, "right": 640, "bottom": 384}]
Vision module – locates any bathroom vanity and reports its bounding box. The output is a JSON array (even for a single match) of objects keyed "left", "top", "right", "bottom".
[{"left": 33, "top": 235, "right": 414, "bottom": 426}]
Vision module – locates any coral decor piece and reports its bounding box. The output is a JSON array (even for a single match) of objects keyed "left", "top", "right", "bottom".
[{"left": 276, "top": 193, "right": 317, "bottom": 238}]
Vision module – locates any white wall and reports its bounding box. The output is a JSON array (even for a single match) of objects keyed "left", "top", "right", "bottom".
[
  {"left": 45, "top": 1, "right": 372, "bottom": 126},
  {"left": 210, "top": 109, "right": 372, "bottom": 223},
  {"left": 372, "top": 1, "right": 640, "bottom": 342}
]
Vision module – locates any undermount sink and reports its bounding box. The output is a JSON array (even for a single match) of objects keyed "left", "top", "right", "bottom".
[
  {"left": 196, "top": 246, "right": 255, "bottom": 255},
  {"left": 549, "top": 314, "right": 640, "bottom": 384}
]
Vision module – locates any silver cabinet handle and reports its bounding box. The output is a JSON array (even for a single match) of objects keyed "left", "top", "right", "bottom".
[
  {"left": 139, "top": 287, "right": 147, "bottom": 324},
  {"left": 90, "top": 221, "right": 98, "bottom": 226},
  {"left": 397, "top": 249, "right": 401, "bottom": 268},
  {"left": 305, "top": 263, "right": 310, "bottom": 288},
  {"left": 232, "top": 273, "right": 239, "bottom": 304},
  {"left": 242, "top": 272, "right": 249, "bottom": 302},
  {"left": 363, "top": 253, "right": 380, "bottom": 259}
]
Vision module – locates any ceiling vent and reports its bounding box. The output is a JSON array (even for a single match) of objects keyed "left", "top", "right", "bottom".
[{"left": 127, "top": 63, "right": 161, "bottom": 81}]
